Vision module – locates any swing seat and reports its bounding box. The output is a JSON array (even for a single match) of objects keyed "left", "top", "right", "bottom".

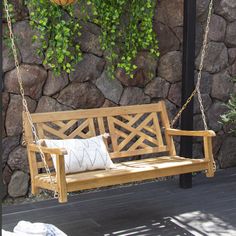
[{"left": 24, "top": 101, "right": 216, "bottom": 203}]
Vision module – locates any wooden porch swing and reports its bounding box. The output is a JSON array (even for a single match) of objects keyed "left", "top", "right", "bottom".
[{"left": 4, "top": 0, "right": 216, "bottom": 203}]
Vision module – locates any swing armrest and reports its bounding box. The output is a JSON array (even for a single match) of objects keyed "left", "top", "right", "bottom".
[
  {"left": 28, "top": 143, "right": 68, "bottom": 155},
  {"left": 166, "top": 128, "right": 216, "bottom": 137}
]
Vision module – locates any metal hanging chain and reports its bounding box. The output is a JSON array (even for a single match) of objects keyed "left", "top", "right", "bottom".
[
  {"left": 3, "top": 0, "right": 58, "bottom": 198},
  {"left": 171, "top": 0, "right": 214, "bottom": 130}
]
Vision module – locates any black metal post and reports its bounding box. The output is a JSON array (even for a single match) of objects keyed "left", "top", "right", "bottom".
[{"left": 179, "top": 0, "right": 196, "bottom": 188}]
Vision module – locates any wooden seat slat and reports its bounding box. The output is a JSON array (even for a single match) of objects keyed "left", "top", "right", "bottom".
[{"left": 35, "top": 156, "right": 208, "bottom": 192}]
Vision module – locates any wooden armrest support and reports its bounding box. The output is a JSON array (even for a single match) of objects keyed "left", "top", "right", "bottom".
[
  {"left": 166, "top": 128, "right": 216, "bottom": 137},
  {"left": 166, "top": 128, "right": 216, "bottom": 177},
  {"left": 28, "top": 143, "right": 67, "bottom": 155}
]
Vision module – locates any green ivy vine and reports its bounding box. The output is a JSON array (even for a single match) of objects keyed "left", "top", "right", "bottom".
[
  {"left": 3, "top": 3, "right": 16, "bottom": 50},
  {"left": 26, "top": 0, "right": 159, "bottom": 77},
  {"left": 27, "top": 0, "right": 82, "bottom": 74},
  {"left": 221, "top": 77, "right": 236, "bottom": 135}
]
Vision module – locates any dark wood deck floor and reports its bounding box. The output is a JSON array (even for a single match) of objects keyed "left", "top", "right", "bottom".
[{"left": 2, "top": 168, "right": 236, "bottom": 236}]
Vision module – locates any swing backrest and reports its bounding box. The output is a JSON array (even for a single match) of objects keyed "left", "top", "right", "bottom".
[{"left": 24, "top": 101, "right": 176, "bottom": 169}]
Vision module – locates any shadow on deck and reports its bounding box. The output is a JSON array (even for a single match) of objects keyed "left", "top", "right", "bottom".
[{"left": 2, "top": 168, "right": 236, "bottom": 236}]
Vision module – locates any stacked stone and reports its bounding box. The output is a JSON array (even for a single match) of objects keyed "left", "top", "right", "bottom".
[
  {"left": 195, "top": 0, "right": 236, "bottom": 168},
  {"left": 2, "top": 0, "right": 236, "bottom": 201}
]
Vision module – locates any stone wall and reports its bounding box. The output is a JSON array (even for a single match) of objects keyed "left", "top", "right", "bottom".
[{"left": 2, "top": 0, "right": 236, "bottom": 200}]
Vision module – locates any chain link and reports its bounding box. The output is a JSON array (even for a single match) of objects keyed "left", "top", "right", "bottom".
[
  {"left": 3, "top": 0, "right": 58, "bottom": 198},
  {"left": 171, "top": 0, "right": 214, "bottom": 131},
  {"left": 4, "top": 0, "right": 216, "bottom": 184},
  {"left": 171, "top": 0, "right": 216, "bottom": 172}
]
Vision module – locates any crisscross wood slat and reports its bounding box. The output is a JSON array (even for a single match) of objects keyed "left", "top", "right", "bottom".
[
  {"left": 57, "top": 120, "right": 78, "bottom": 134},
  {"left": 67, "top": 119, "right": 90, "bottom": 139},
  {"left": 42, "top": 124, "right": 68, "bottom": 139},
  {"left": 109, "top": 114, "right": 159, "bottom": 152}
]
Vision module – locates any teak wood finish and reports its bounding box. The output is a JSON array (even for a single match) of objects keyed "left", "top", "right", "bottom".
[{"left": 24, "top": 101, "right": 216, "bottom": 203}]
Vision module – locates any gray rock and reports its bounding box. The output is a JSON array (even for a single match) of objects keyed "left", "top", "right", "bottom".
[
  {"left": 215, "top": 0, "right": 236, "bottom": 22},
  {"left": 195, "top": 42, "right": 228, "bottom": 73},
  {"left": 43, "top": 71, "right": 69, "bottom": 96},
  {"left": 116, "top": 52, "right": 157, "bottom": 87},
  {"left": 36, "top": 98, "right": 74, "bottom": 139},
  {"left": 195, "top": 22, "right": 204, "bottom": 56},
  {"left": 13, "top": 21, "right": 42, "bottom": 64},
  {"left": 194, "top": 94, "right": 212, "bottom": 114},
  {"left": 154, "top": 22, "right": 180, "bottom": 55},
  {"left": 4, "top": 64, "right": 47, "bottom": 99},
  {"left": 2, "top": 120, "right": 6, "bottom": 138},
  {"left": 78, "top": 22, "right": 103, "bottom": 56},
  {"left": 174, "top": 142, "right": 180, "bottom": 155},
  {"left": 69, "top": 54, "right": 105, "bottom": 82},
  {"left": 194, "top": 114, "right": 205, "bottom": 131},
  {"left": 211, "top": 70, "right": 234, "bottom": 101},
  {"left": 164, "top": 99, "right": 178, "bottom": 123},
  {"left": 196, "top": 0, "right": 210, "bottom": 19},
  {"left": 193, "top": 143, "right": 203, "bottom": 158},
  {"left": 223, "top": 118, "right": 236, "bottom": 134},
  {"left": 212, "top": 131, "right": 225, "bottom": 156},
  {"left": 228, "top": 48, "right": 236, "bottom": 64},
  {"left": 2, "top": 136, "right": 20, "bottom": 167},
  {"left": 2, "top": 92, "right": 9, "bottom": 112},
  {"left": 57, "top": 82, "right": 105, "bottom": 109},
  {"left": 155, "top": 0, "right": 183, "bottom": 28},
  {"left": 218, "top": 137, "right": 236, "bottom": 168},
  {"left": 207, "top": 101, "right": 229, "bottom": 132},
  {"left": 36, "top": 96, "right": 72, "bottom": 113},
  {"left": 194, "top": 71, "right": 213, "bottom": 94},
  {"left": 144, "top": 77, "right": 170, "bottom": 99},
  {"left": 119, "top": 87, "right": 151, "bottom": 106},
  {"left": 8, "top": 171, "right": 29, "bottom": 198},
  {"left": 225, "top": 21, "right": 236, "bottom": 47},
  {"left": 6, "top": 94, "right": 37, "bottom": 136},
  {"left": 2, "top": 93, "right": 9, "bottom": 137},
  {"left": 115, "top": 68, "right": 131, "bottom": 87},
  {"left": 8, "top": 146, "right": 29, "bottom": 173},
  {"left": 96, "top": 72, "right": 123, "bottom": 104},
  {"left": 2, "top": 38, "right": 21, "bottom": 72},
  {"left": 102, "top": 100, "right": 117, "bottom": 107},
  {"left": 2, "top": 182, "right": 8, "bottom": 200},
  {"left": 3, "top": 165, "right": 13, "bottom": 185},
  {"left": 173, "top": 27, "right": 183, "bottom": 45},
  {"left": 230, "top": 61, "right": 236, "bottom": 76},
  {"left": 158, "top": 51, "right": 182, "bottom": 83},
  {"left": 135, "top": 52, "right": 157, "bottom": 82},
  {"left": 208, "top": 14, "right": 226, "bottom": 42},
  {"left": 168, "top": 82, "right": 182, "bottom": 106},
  {"left": 115, "top": 68, "right": 147, "bottom": 87}
]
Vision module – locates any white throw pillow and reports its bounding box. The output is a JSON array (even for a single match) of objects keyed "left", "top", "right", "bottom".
[{"left": 43, "top": 135, "right": 114, "bottom": 174}]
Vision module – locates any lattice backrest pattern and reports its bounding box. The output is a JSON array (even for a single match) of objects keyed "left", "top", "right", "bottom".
[
  {"left": 29, "top": 101, "right": 173, "bottom": 160},
  {"left": 107, "top": 112, "right": 166, "bottom": 158},
  {"left": 36, "top": 118, "right": 96, "bottom": 140}
]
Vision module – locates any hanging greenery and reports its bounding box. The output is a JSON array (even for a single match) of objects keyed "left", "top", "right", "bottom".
[
  {"left": 27, "top": 0, "right": 82, "bottom": 74},
  {"left": 26, "top": 0, "right": 159, "bottom": 77},
  {"left": 3, "top": 3, "right": 16, "bottom": 49},
  {"left": 221, "top": 77, "right": 236, "bottom": 135}
]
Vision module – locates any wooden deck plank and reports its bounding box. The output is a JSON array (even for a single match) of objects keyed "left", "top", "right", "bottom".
[{"left": 2, "top": 168, "right": 236, "bottom": 236}]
